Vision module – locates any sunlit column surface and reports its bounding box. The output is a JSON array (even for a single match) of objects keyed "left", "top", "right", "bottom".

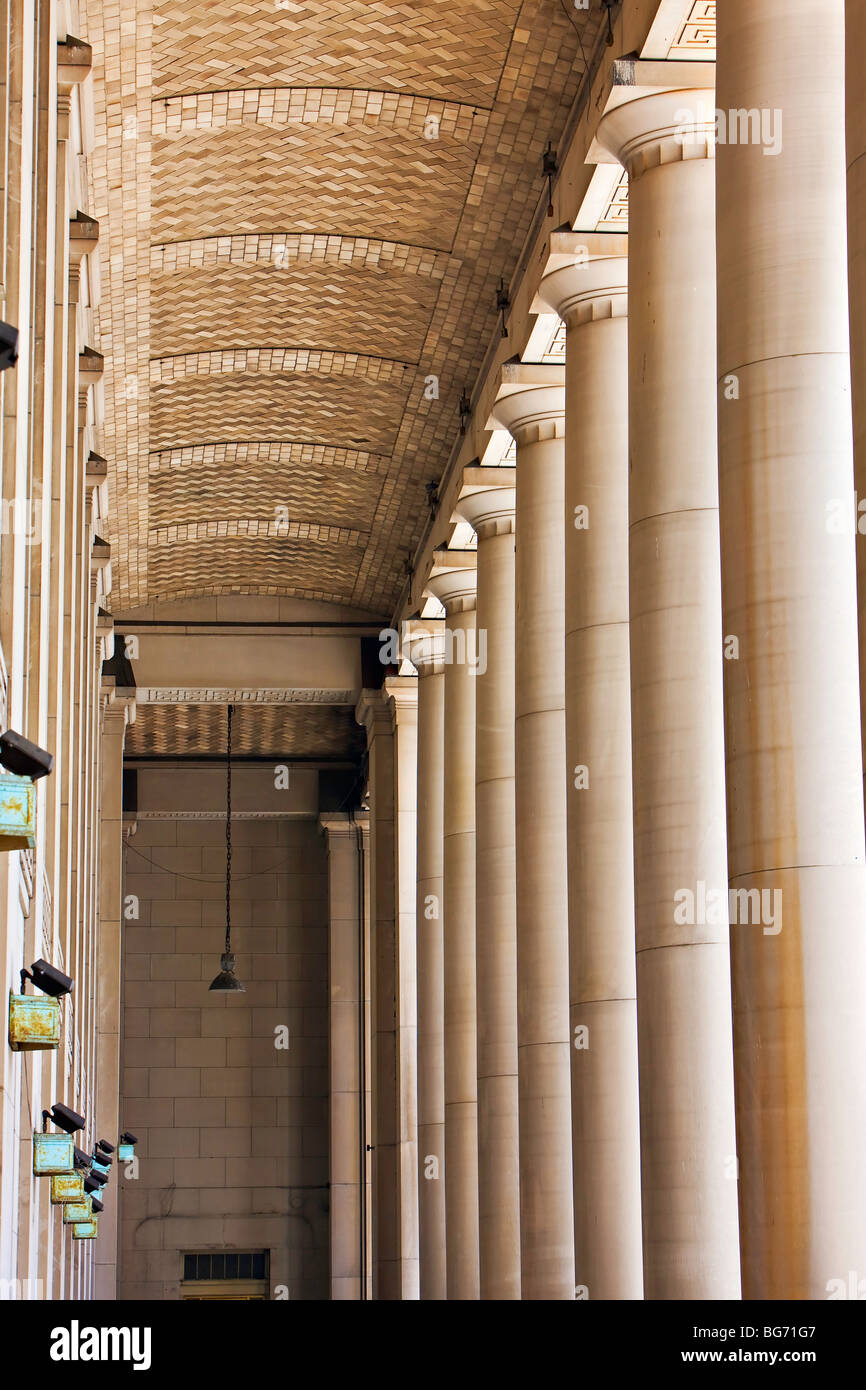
[
  {"left": 720, "top": 0, "right": 866, "bottom": 1298},
  {"left": 489, "top": 367, "right": 574, "bottom": 1301},
  {"left": 426, "top": 551, "right": 480, "bottom": 1301},
  {"left": 595, "top": 74, "right": 741, "bottom": 1299},
  {"left": 455, "top": 471, "right": 520, "bottom": 1300},
  {"left": 536, "top": 235, "right": 642, "bottom": 1301}
]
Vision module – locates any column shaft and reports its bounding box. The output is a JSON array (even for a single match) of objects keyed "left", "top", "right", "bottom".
[
  {"left": 490, "top": 371, "right": 574, "bottom": 1300},
  {"left": 719, "top": 0, "right": 866, "bottom": 1297},
  {"left": 596, "top": 84, "right": 741, "bottom": 1298},
  {"left": 93, "top": 698, "right": 130, "bottom": 1299},
  {"left": 406, "top": 623, "right": 447, "bottom": 1299},
  {"left": 427, "top": 554, "right": 480, "bottom": 1300},
  {"left": 385, "top": 677, "right": 420, "bottom": 1300},
  {"left": 536, "top": 239, "right": 643, "bottom": 1300},
  {"left": 322, "top": 814, "right": 366, "bottom": 1300},
  {"left": 456, "top": 476, "right": 520, "bottom": 1300}
]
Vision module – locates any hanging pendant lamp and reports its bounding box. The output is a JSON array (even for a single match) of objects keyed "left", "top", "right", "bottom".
[{"left": 209, "top": 703, "right": 244, "bottom": 992}]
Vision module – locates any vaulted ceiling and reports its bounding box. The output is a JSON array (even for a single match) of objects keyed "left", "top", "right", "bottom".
[{"left": 82, "top": 0, "right": 602, "bottom": 617}]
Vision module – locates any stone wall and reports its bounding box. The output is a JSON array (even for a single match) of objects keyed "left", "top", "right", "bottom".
[{"left": 118, "top": 767, "right": 329, "bottom": 1300}]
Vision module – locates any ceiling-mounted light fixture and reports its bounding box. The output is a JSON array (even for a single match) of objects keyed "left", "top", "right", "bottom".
[
  {"left": 543, "top": 141, "right": 558, "bottom": 216},
  {"left": 601, "top": 0, "right": 616, "bottom": 46},
  {"left": 209, "top": 704, "right": 244, "bottom": 992},
  {"left": 496, "top": 278, "right": 510, "bottom": 338}
]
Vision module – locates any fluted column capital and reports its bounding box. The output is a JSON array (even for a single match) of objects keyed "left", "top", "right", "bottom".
[
  {"left": 403, "top": 618, "right": 446, "bottom": 677},
  {"left": 534, "top": 231, "right": 628, "bottom": 327},
  {"left": 454, "top": 466, "right": 516, "bottom": 540},
  {"left": 426, "top": 548, "right": 477, "bottom": 615},
  {"left": 486, "top": 362, "right": 565, "bottom": 445},
  {"left": 594, "top": 85, "right": 716, "bottom": 181}
]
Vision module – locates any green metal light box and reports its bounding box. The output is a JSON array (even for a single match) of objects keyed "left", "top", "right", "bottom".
[
  {"left": 0, "top": 772, "right": 35, "bottom": 851},
  {"left": 62, "top": 1199, "right": 92, "bottom": 1225},
  {"left": 8, "top": 991, "right": 61, "bottom": 1051},
  {"left": 32, "top": 1131, "right": 74, "bottom": 1176}
]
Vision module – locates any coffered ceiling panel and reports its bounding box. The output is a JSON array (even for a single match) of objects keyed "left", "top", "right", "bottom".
[{"left": 83, "top": 0, "right": 602, "bottom": 614}]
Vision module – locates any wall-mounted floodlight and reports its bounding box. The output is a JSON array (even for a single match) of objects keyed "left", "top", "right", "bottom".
[
  {"left": 0, "top": 730, "right": 54, "bottom": 779},
  {"left": 117, "top": 1131, "right": 138, "bottom": 1161},
  {"left": 47, "top": 1103, "right": 85, "bottom": 1135},
  {"left": 95, "top": 1139, "right": 115, "bottom": 1155},
  {"left": 73, "top": 1147, "right": 92, "bottom": 1171},
  {"left": 33, "top": 1103, "right": 86, "bottom": 1176},
  {"left": 90, "top": 1196, "right": 104, "bottom": 1214},
  {"left": 90, "top": 1154, "right": 111, "bottom": 1178},
  {"left": 83, "top": 1173, "right": 106, "bottom": 1193},
  {"left": 0, "top": 322, "right": 18, "bottom": 371},
  {"left": 21, "top": 959, "right": 73, "bottom": 997}
]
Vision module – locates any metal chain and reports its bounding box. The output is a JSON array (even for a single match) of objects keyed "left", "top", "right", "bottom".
[{"left": 225, "top": 703, "right": 232, "bottom": 954}]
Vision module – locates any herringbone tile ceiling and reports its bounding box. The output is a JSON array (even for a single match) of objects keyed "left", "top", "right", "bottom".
[{"left": 82, "top": 0, "right": 602, "bottom": 615}]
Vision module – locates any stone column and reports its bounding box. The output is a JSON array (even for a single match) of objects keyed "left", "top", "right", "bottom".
[
  {"left": 426, "top": 550, "right": 480, "bottom": 1300},
  {"left": 384, "top": 675, "right": 420, "bottom": 1300},
  {"left": 355, "top": 689, "right": 415, "bottom": 1299},
  {"left": 92, "top": 692, "right": 131, "bottom": 1299},
  {"left": 719, "top": 1, "right": 866, "bottom": 1298},
  {"left": 851, "top": 0, "right": 866, "bottom": 804},
  {"left": 404, "top": 620, "right": 447, "bottom": 1300},
  {"left": 454, "top": 469, "right": 520, "bottom": 1301},
  {"left": 595, "top": 73, "right": 741, "bottom": 1299},
  {"left": 535, "top": 233, "right": 643, "bottom": 1301},
  {"left": 321, "top": 811, "right": 367, "bottom": 1300},
  {"left": 488, "top": 365, "right": 574, "bottom": 1301}
]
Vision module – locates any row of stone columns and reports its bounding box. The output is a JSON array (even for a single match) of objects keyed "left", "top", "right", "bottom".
[{"left": 346, "top": 2, "right": 866, "bottom": 1300}]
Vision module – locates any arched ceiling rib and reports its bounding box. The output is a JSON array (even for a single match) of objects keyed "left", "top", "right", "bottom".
[{"left": 83, "top": 0, "right": 602, "bottom": 613}]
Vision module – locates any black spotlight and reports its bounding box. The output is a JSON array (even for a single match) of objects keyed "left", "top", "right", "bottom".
[
  {"left": 0, "top": 729, "right": 54, "bottom": 780},
  {"left": 90, "top": 1197, "right": 104, "bottom": 1214},
  {"left": 96, "top": 1139, "right": 115, "bottom": 1155},
  {"left": 47, "top": 1103, "right": 85, "bottom": 1135},
  {"left": 21, "top": 958, "right": 73, "bottom": 998},
  {"left": 0, "top": 322, "right": 18, "bottom": 371},
  {"left": 119, "top": 1131, "right": 138, "bottom": 1146},
  {"left": 83, "top": 1174, "right": 103, "bottom": 1194},
  {"left": 73, "top": 1147, "right": 92, "bottom": 1171}
]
